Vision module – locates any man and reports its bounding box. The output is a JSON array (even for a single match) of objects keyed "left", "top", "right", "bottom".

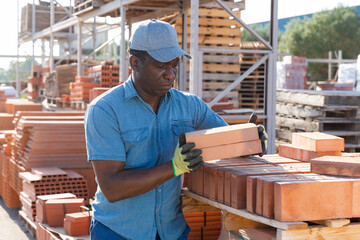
[{"left": 85, "top": 19, "right": 265, "bottom": 240}]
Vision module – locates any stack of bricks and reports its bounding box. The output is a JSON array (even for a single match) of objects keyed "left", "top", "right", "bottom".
[
  {"left": 278, "top": 132, "right": 344, "bottom": 162},
  {"left": 188, "top": 155, "right": 310, "bottom": 209},
  {"left": 45, "top": 198, "right": 85, "bottom": 227},
  {"left": 27, "top": 65, "right": 44, "bottom": 101},
  {"left": 185, "top": 123, "right": 262, "bottom": 161},
  {"left": 19, "top": 167, "right": 89, "bottom": 221},
  {"left": 185, "top": 211, "right": 222, "bottom": 240},
  {"left": 0, "top": 90, "right": 7, "bottom": 112},
  {"left": 69, "top": 76, "right": 100, "bottom": 101},
  {"left": 277, "top": 56, "right": 307, "bottom": 89},
  {"left": 0, "top": 141, "right": 21, "bottom": 208},
  {"left": 89, "top": 87, "right": 110, "bottom": 103},
  {"left": 186, "top": 125, "right": 360, "bottom": 222},
  {"left": 64, "top": 211, "right": 93, "bottom": 236},
  {"left": 87, "top": 61, "right": 120, "bottom": 88},
  {"left": 7, "top": 111, "right": 97, "bottom": 198}
]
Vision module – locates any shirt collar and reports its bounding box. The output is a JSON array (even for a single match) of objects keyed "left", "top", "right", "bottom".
[{"left": 124, "top": 75, "right": 172, "bottom": 103}]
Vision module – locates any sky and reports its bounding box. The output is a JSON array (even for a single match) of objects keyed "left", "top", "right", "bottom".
[{"left": 0, "top": 0, "right": 360, "bottom": 70}]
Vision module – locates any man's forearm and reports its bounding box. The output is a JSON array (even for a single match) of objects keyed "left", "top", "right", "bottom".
[{"left": 94, "top": 161, "right": 174, "bottom": 203}]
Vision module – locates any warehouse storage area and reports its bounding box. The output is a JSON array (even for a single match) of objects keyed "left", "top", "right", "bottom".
[{"left": 0, "top": 0, "right": 360, "bottom": 239}]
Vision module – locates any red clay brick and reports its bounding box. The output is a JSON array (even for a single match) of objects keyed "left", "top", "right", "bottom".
[
  {"left": 185, "top": 123, "right": 259, "bottom": 149},
  {"left": 274, "top": 180, "right": 354, "bottom": 221},
  {"left": 291, "top": 132, "right": 344, "bottom": 152},
  {"left": 311, "top": 155, "right": 360, "bottom": 177},
  {"left": 278, "top": 143, "right": 341, "bottom": 162}
]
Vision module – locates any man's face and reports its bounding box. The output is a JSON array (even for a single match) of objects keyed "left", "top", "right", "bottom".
[{"left": 135, "top": 55, "right": 179, "bottom": 97}]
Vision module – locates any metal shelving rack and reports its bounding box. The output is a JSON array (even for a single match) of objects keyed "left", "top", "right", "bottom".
[{"left": 17, "top": 0, "right": 278, "bottom": 153}]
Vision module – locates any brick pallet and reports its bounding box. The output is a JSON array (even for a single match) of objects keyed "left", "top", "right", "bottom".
[
  {"left": 276, "top": 89, "right": 360, "bottom": 152},
  {"left": 19, "top": 167, "right": 89, "bottom": 221},
  {"left": 70, "top": 76, "right": 100, "bottom": 101}
]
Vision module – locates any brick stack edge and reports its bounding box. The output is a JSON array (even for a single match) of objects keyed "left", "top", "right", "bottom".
[{"left": 187, "top": 128, "right": 360, "bottom": 222}]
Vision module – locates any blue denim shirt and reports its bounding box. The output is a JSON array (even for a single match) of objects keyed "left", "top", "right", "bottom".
[{"left": 84, "top": 77, "right": 227, "bottom": 240}]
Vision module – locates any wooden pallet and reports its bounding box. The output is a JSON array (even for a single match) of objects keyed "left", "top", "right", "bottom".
[
  {"left": 19, "top": 210, "right": 36, "bottom": 238},
  {"left": 182, "top": 189, "right": 360, "bottom": 240}
]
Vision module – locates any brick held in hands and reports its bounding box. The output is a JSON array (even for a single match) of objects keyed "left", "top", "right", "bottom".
[
  {"left": 291, "top": 132, "right": 344, "bottom": 152},
  {"left": 278, "top": 143, "right": 341, "bottom": 162},
  {"left": 185, "top": 123, "right": 259, "bottom": 149},
  {"left": 310, "top": 155, "right": 360, "bottom": 177},
  {"left": 45, "top": 198, "right": 85, "bottom": 227},
  {"left": 200, "top": 140, "right": 262, "bottom": 162}
]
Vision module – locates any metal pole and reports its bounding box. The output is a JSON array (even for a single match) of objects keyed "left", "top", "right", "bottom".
[
  {"left": 179, "top": 9, "right": 188, "bottom": 91},
  {"left": 77, "top": 20, "right": 83, "bottom": 76},
  {"left": 93, "top": 17, "right": 96, "bottom": 60},
  {"left": 50, "top": 0, "right": 55, "bottom": 71},
  {"left": 120, "top": 0, "right": 127, "bottom": 82},
  {"left": 266, "top": 0, "right": 279, "bottom": 154},
  {"left": 328, "top": 51, "right": 332, "bottom": 80},
  {"left": 189, "top": 0, "right": 201, "bottom": 96},
  {"left": 32, "top": 0, "right": 36, "bottom": 69},
  {"left": 16, "top": 0, "right": 20, "bottom": 96}
]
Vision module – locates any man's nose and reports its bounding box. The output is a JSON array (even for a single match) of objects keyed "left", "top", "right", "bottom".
[{"left": 164, "top": 66, "right": 177, "bottom": 81}]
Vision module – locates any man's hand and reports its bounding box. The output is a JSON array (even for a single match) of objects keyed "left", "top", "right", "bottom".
[
  {"left": 171, "top": 133, "right": 203, "bottom": 177},
  {"left": 257, "top": 124, "right": 268, "bottom": 157}
]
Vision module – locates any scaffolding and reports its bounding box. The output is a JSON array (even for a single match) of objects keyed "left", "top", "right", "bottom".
[{"left": 17, "top": 0, "right": 279, "bottom": 153}]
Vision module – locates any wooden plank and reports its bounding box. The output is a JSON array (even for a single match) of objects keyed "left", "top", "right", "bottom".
[
  {"left": 311, "top": 218, "right": 351, "bottom": 228},
  {"left": 277, "top": 223, "right": 360, "bottom": 240},
  {"left": 182, "top": 189, "right": 308, "bottom": 230},
  {"left": 181, "top": 195, "right": 219, "bottom": 213},
  {"left": 222, "top": 210, "right": 267, "bottom": 230},
  {"left": 175, "top": 25, "right": 241, "bottom": 37},
  {"left": 180, "top": 35, "right": 240, "bottom": 46}
]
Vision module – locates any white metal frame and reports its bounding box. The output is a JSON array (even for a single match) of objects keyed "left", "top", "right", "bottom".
[{"left": 17, "top": 0, "right": 278, "bottom": 152}]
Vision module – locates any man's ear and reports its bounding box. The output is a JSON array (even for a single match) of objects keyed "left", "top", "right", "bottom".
[{"left": 129, "top": 55, "right": 139, "bottom": 72}]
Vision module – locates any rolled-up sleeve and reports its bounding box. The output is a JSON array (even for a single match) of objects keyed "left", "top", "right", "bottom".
[{"left": 84, "top": 105, "right": 125, "bottom": 161}]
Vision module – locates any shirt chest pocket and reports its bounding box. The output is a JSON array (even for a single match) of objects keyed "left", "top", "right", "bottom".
[
  {"left": 122, "top": 128, "right": 149, "bottom": 169},
  {"left": 122, "top": 128, "right": 149, "bottom": 145}
]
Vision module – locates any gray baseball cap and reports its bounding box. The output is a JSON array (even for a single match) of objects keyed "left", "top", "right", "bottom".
[{"left": 128, "top": 19, "right": 191, "bottom": 63}]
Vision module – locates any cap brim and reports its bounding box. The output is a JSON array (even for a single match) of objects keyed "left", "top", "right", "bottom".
[{"left": 147, "top": 46, "right": 191, "bottom": 63}]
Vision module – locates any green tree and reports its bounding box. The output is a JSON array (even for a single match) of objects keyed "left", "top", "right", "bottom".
[
  {"left": 6, "top": 59, "right": 32, "bottom": 82},
  {"left": 241, "top": 23, "right": 271, "bottom": 42},
  {"left": 0, "top": 68, "right": 10, "bottom": 84},
  {"left": 279, "top": 6, "right": 360, "bottom": 81}
]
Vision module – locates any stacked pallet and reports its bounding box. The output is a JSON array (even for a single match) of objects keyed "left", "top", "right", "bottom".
[
  {"left": 87, "top": 62, "right": 120, "bottom": 88},
  {"left": 185, "top": 123, "right": 262, "bottom": 161},
  {"left": 70, "top": 76, "right": 100, "bottom": 101},
  {"left": 238, "top": 42, "right": 267, "bottom": 110},
  {"left": 20, "top": 3, "right": 69, "bottom": 36},
  {"left": 276, "top": 89, "right": 360, "bottom": 152},
  {"left": 169, "top": 6, "right": 242, "bottom": 108},
  {"left": 185, "top": 211, "right": 221, "bottom": 240},
  {"left": 19, "top": 167, "right": 89, "bottom": 221}
]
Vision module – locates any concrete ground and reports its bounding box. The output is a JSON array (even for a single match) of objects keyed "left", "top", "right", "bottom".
[{"left": 0, "top": 197, "right": 36, "bottom": 240}]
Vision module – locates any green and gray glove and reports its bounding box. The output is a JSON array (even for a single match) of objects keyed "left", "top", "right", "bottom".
[
  {"left": 171, "top": 132, "right": 203, "bottom": 177},
  {"left": 257, "top": 124, "right": 268, "bottom": 157}
]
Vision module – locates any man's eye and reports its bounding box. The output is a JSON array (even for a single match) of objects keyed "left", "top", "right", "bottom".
[{"left": 158, "top": 64, "right": 165, "bottom": 68}]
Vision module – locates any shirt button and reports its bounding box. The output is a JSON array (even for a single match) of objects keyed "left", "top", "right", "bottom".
[{"left": 158, "top": 188, "right": 161, "bottom": 192}]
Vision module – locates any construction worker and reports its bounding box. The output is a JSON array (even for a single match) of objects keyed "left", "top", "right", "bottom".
[{"left": 85, "top": 19, "right": 266, "bottom": 240}]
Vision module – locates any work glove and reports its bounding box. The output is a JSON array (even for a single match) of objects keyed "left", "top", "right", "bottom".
[
  {"left": 171, "top": 132, "right": 203, "bottom": 177},
  {"left": 257, "top": 124, "right": 268, "bottom": 157}
]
